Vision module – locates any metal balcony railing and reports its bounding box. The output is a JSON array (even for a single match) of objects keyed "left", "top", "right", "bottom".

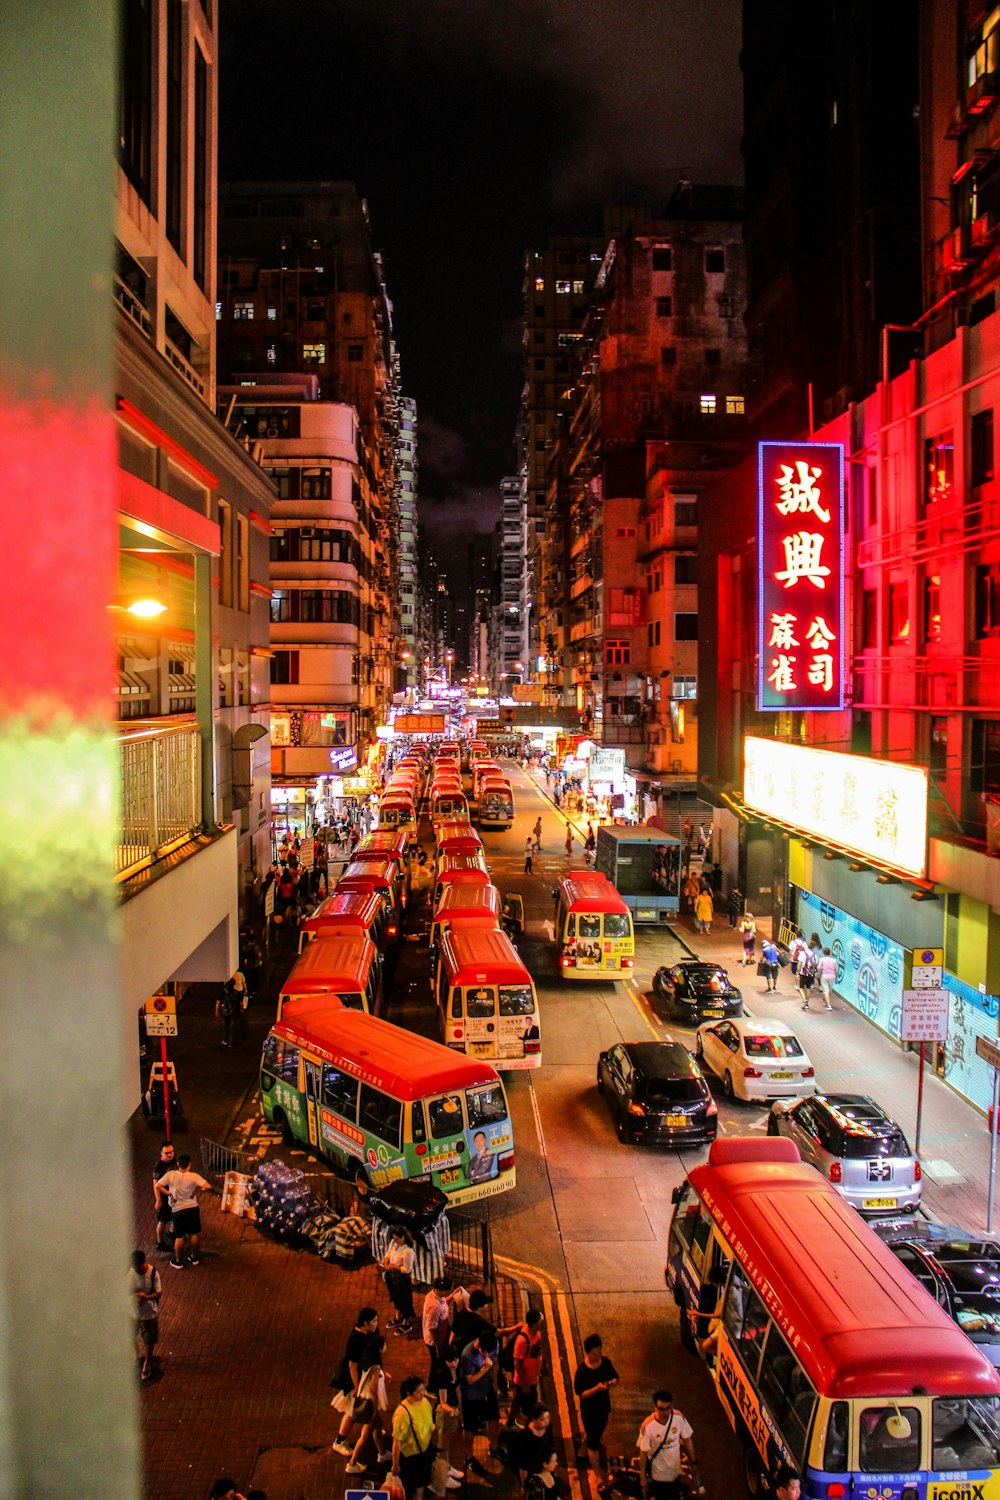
[{"left": 116, "top": 723, "right": 201, "bottom": 879}]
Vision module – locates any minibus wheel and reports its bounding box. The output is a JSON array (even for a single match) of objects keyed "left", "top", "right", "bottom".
[
  {"left": 272, "top": 1109, "right": 294, "bottom": 1147},
  {"left": 353, "top": 1166, "right": 371, "bottom": 1198},
  {"left": 743, "top": 1445, "right": 770, "bottom": 1496}
]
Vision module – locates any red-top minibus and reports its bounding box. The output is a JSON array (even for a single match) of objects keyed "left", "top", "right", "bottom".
[
  {"left": 334, "top": 858, "right": 403, "bottom": 938},
  {"left": 298, "top": 890, "right": 388, "bottom": 957},
  {"left": 435, "top": 927, "right": 541, "bottom": 1069},
  {"left": 554, "top": 872, "right": 636, "bottom": 979},
  {"left": 277, "top": 933, "right": 383, "bottom": 1018},
  {"left": 429, "top": 882, "right": 503, "bottom": 947}
]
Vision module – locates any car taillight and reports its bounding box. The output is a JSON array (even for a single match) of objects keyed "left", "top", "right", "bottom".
[
  {"left": 628, "top": 1101, "right": 645, "bottom": 1116},
  {"left": 620, "top": 956, "right": 634, "bottom": 969},
  {"left": 914, "top": 1160, "right": 922, "bottom": 1181},
  {"left": 388, "top": 924, "right": 398, "bottom": 937},
  {"left": 706, "top": 1100, "right": 718, "bottom": 1117},
  {"left": 802, "top": 1066, "right": 815, "bottom": 1078},
  {"left": 525, "top": 1039, "right": 540, "bottom": 1054},
  {"left": 560, "top": 955, "right": 572, "bottom": 968},
  {"left": 743, "top": 1067, "right": 762, "bottom": 1079},
  {"left": 826, "top": 1486, "right": 846, "bottom": 1499},
  {"left": 497, "top": 1149, "right": 515, "bottom": 1172},
  {"left": 829, "top": 1161, "right": 842, "bottom": 1183}
]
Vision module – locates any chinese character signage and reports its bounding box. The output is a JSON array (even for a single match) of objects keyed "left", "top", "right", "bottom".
[
  {"left": 743, "top": 737, "right": 929, "bottom": 879},
  {"left": 758, "top": 441, "right": 845, "bottom": 711}
]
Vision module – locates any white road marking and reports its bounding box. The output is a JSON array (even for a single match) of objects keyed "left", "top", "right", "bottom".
[{"left": 528, "top": 1075, "right": 548, "bottom": 1161}]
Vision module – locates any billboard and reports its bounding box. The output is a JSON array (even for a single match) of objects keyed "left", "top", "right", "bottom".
[
  {"left": 758, "top": 441, "right": 845, "bottom": 711},
  {"left": 394, "top": 713, "right": 446, "bottom": 733},
  {"left": 743, "top": 736, "right": 929, "bottom": 879}
]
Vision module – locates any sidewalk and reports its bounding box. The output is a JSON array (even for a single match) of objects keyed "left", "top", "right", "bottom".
[{"left": 671, "top": 908, "right": 998, "bottom": 1235}]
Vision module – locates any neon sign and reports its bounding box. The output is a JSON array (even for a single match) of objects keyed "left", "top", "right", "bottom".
[
  {"left": 743, "top": 737, "right": 929, "bottom": 879},
  {"left": 758, "top": 441, "right": 845, "bottom": 711}
]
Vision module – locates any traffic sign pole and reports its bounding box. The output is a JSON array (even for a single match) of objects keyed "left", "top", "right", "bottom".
[
  {"left": 161, "top": 1037, "right": 172, "bottom": 1144},
  {"left": 915, "top": 1043, "right": 925, "bottom": 1158},
  {"left": 990, "top": 1068, "right": 1000, "bottom": 1235}
]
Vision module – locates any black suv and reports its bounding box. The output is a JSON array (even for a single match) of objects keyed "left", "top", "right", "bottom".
[
  {"left": 878, "top": 1224, "right": 1000, "bottom": 1368},
  {"left": 652, "top": 961, "right": 743, "bottom": 1023},
  {"left": 597, "top": 1040, "right": 718, "bottom": 1146}
]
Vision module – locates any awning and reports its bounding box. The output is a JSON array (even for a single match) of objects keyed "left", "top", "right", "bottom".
[
  {"left": 168, "top": 673, "right": 196, "bottom": 694},
  {"left": 116, "top": 671, "right": 149, "bottom": 697}
]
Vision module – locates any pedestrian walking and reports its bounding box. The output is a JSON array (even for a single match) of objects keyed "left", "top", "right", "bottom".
[
  {"left": 533, "top": 817, "right": 543, "bottom": 850},
  {"left": 331, "top": 1306, "right": 380, "bottom": 1455},
  {"left": 524, "top": 838, "right": 534, "bottom": 875},
  {"left": 573, "top": 1333, "right": 619, "bottom": 1492},
  {"left": 584, "top": 824, "right": 596, "bottom": 866},
  {"left": 737, "top": 911, "right": 756, "bottom": 966},
  {"left": 509, "top": 1407, "right": 554, "bottom": 1487},
  {"left": 760, "top": 936, "right": 780, "bottom": 992},
  {"left": 797, "top": 947, "right": 818, "bottom": 1010},
  {"left": 774, "top": 1466, "right": 802, "bottom": 1500},
  {"left": 128, "top": 1248, "right": 161, "bottom": 1382},
  {"left": 681, "top": 869, "right": 700, "bottom": 915},
  {"left": 152, "top": 1139, "right": 176, "bottom": 1252},
  {"left": 422, "top": 1277, "right": 453, "bottom": 1380},
  {"left": 428, "top": 1351, "right": 464, "bottom": 1495},
  {"left": 564, "top": 823, "right": 573, "bottom": 859},
  {"left": 155, "top": 1153, "right": 212, "bottom": 1268},
  {"left": 637, "top": 1389, "right": 704, "bottom": 1499},
  {"left": 727, "top": 886, "right": 744, "bottom": 929},
  {"left": 391, "top": 1375, "right": 437, "bottom": 1500},
  {"left": 693, "top": 888, "right": 714, "bottom": 936},
  {"left": 788, "top": 931, "right": 809, "bottom": 976},
  {"left": 817, "top": 947, "right": 837, "bottom": 1010},
  {"left": 381, "top": 1227, "right": 417, "bottom": 1333},
  {"left": 504, "top": 1307, "right": 544, "bottom": 1430},
  {"left": 231, "top": 968, "right": 250, "bottom": 1042},
  {"left": 345, "top": 1334, "right": 393, "bottom": 1473},
  {"left": 216, "top": 978, "right": 240, "bottom": 1048},
  {"left": 459, "top": 1325, "right": 501, "bottom": 1478}
]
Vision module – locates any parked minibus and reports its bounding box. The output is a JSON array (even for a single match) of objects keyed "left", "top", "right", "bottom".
[
  {"left": 260, "top": 1008, "right": 516, "bottom": 1202},
  {"left": 377, "top": 794, "right": 417, "bottom": 839},
  {"left": 335, "top": 858, "right": 404, "bottom": 939},
  {"left": 434, "top": 820, "right": 482, "bottom": 852},
  {"left": 477, "top": 777, "right": 514, "bottom": 831},
  {"left": 666, "top": 1136, "right": 1000, "bottom": 1496},
  {"left": 435, "top": 927, "right": 541, "bottom": 1069},
  {"left": 277, "top": 934, "right": 383, "bottom": 1018},
  {"left": 434, "top": 852, "right": 490, "bottom": 905},
  {"left": 554, "top": 873, "right": 635, "bottom": 979},
  {"left": 298, "top": 890, "right": 388, "bottom": 958},
  {"left": 432, "top": 788, "right": 470, "bottom": 824},
  {"left": 350, "top": 838, "right": 412, "bottom": 909},
  {"left": 429, "top": 882, "right": 502, "bottom": 947},
  {"left": 471, "top": 761, "right": 502, "bottom": 801},
  {"left": 354, "top": 828, "right": 409, "bottom": 865}
]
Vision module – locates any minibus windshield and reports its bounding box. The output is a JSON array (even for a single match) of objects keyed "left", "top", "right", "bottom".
[
  {"left": 468, "top": 1082, "right": 507, "bottom": 1127},
  {"left": 604, "top": 913, "right": 632, "bottom": 938},
  {"left": 499, "top": 985, "right": 534, "bottom": 1016}
]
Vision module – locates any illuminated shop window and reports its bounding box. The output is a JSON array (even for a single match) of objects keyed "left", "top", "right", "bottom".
[
  {"left": 700, "top": 394, "right": 717, "bottom": 414},
  {"left": 726, "top": 395, "right": 745, "bottom": 415},
  {"left": 233, "top": 301, "right": 254, "bottom": 320}
]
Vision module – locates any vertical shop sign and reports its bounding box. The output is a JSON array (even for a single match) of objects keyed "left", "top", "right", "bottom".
[{"left": 758, "top": 441, "right": 845, "bottom": 711}]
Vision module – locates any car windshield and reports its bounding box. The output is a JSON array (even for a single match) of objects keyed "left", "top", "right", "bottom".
[
  {"left": 499, "top": 985, "right": 534, "bottom": 1017},
  {"left": 841, "top": 1127, "right": 910, "bottom": 1159},
  {"left": 933, "top": 1397, "right": 1000, "bottom": 1469},
  {"left": 604, "top": 914, "right": 631, "bottom": 939},
  {"left": 467, "top": 1083, "right": 508, "bottom": 1128},
  {"left": 744, "top": 1034, "right": 803, "bottom": 1059},
  {"left": 644, "top": 1078, "right": 703, "bottom": 1104}
]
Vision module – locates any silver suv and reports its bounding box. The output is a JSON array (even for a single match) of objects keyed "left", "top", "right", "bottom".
[{"left": 767, "top": 1092, "right": 922, "bottom": 1216}]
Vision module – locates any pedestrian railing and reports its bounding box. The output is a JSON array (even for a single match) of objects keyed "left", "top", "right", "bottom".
[
  {"left": 200, "top": 1138, "right": 259, "bottom": 1192},
  {"left": 117, "top": 723, "right": 201, "bottom": 878}
]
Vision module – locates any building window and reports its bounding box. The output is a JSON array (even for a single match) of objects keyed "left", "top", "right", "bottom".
[
  {"left": 193, "top": 45, "right": 208, "bottom": 289},
  {"left": 674, "top": 675, "right": 697, "bottom": 699},
  {"left": 271, "top": 650, "right": 299, "bottom": 685},
  {"left": 119, "top": 0, "right": 152, "bottom": 203},
  {"left": 237, "top": 514, "right": 249, "bottom": 612},
  {"left": 925, "top": 432, "right": 954, "bottom": 505},
  {"left": 572, "top": 280, "right": 585, "bottom": 294},
  {"left": 889, "top": 580, "right": 910, "bottom": 640},
  {"left": 656, "top": 297, "right": 673, "bottom": 317},
  {"left": 534, "top": 358, "right": 545, "bottom": 371},
  {"left": 973, "top": 409, "right": 995, "bottom": 487},
  {"left": 725, "top": 395, "right": 745, "bottom": 414},
  {"left": 215, "top": 302, "right": 221, "bottom": 320},
  {"left": 233, "top": 301, "right": 254, "bottom": 320},
  {"left": 675, "top": 613, "right": 698, "bottom": 641},
  {"left": 971, "top": 720, "right": 1000, "bottom": 809},
  {"left": 661, "top": 347, "right": 677, "bottom": 365},
  {"left": 700, "top": 394, "right": 716, "bottom": 414},
  {"left": 608, "top": 589, "right": 640, "bottom": 625},
  {"left": 302, "top": 342, "right": 326, "bottom": 364},
  {"left": 267, "top": 306, "right": 277, "bottom": 320},
  {"left": 347, "top": 343, "right": 363, "bottom": 362},
  {"left": 675, "top": 554, "right": 698, "bottom": 585},
  {"left": 705, "top": 348, "right": 722, "bottom": 365},
  {"left": 266, "top": 345, "right": 276, "bottom": 364},
  {"left": 647, "top": 620, "right": 661, "bottom": 647},
  {"left": 861, "top": 588, "right": 878, "bottom": 648},
  {"left": 705, "top": 247, "right": 725, "bottom": 273},
  {"left": 165, "top": 0, "right": 184, "bottom": 253},
  {"left": 924, "top": 574, "right": 941, "bottom": 643},
  {"left": 652, "top": 247, "right": 673, "bottom": 271},
  {"left": 301, "top": 467, "right": 332, "bottom": 499},
  {"left": 976, "top": 562, "right": 1000, "bottom": 637},
  {"left": 674, "top": 498, "right": 697, "bottom": 526},
  {"left": 218, "top": 499, "right": 233, "bottom": 608},
  {"left": 556, "top": 280, "right": 571, "bottom": 294},
  {"left": 616, "top": 526, "right": 637, "bottom": 538},
  {"left": 930, "top": 717, "right": 948, "bottom": 781},
  {"left": 535, "top": 276, "right": 545, "bottom": 291},
  {"left": 605, "top": 639, "right": 631, "bottom": 665},
  {"left": 718, "top": 295, "right": 735, "bottom": 317}
]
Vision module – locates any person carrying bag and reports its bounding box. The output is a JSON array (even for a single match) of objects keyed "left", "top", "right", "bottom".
[{"left": 391, "top": 1375, "right": 437, "bottom": 1500}]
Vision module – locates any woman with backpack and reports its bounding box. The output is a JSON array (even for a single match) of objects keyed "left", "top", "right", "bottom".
[{"left": 797, "top": 946, "right": 818, "bottom": 1010}]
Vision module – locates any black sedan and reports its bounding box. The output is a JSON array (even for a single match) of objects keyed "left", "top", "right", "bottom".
[
  {"left": 877, "top": 1223, "right": 1000, "bottom": 1368},
  {"left": 652, "top": 961, "right": 743, "bottom": 1023},
  {"left": 597, "top": 1040, "right": 718, "bottom": 1146}
]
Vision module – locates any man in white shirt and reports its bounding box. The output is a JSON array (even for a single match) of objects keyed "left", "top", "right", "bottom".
[
  {"left": 637, "top": 1390, "right": 703, "bottom": 1499},
  {"left": 155, "top": 1153, "right": 212, "bottom": 1269}
]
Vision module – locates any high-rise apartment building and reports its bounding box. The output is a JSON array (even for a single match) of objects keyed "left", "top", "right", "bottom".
[
  {"left": 398, "top": 397, "right": 419, "bottom": 694},
  {"left": 114, "top": 0, "right": 276, "bottom": 1109},
  {"left": 494, "top": 476, "right": 528, "bottom": 694}
]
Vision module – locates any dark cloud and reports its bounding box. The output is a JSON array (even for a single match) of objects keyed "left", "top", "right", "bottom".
[{"left": 417, "top": 415, "right": 468, "bottom": 481}]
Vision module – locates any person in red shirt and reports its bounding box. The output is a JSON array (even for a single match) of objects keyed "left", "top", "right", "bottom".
[{"left": 504, "top": 1307, "right": 545, "bottom": 1430}]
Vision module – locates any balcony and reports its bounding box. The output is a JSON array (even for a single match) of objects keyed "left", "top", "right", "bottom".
[{"left": 117, "top": 723, "right": 201, "bottom": 880}]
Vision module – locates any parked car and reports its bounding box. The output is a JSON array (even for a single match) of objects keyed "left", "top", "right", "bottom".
[
  {"left": 874, "top": 1223, "right": 1000, "bottom": 1367},
  {"left": 767, "top": 1092, "right": 922, "bottom": 1216},
  {"left": 652, "top": 961, "right": 743, "bottom": 1023},
  {"left": 596, "top": 1040, "right": 717, "bottom": 1146},
  {"left": 695, "top": 1017, "right": 816, "bottom": 1102}
]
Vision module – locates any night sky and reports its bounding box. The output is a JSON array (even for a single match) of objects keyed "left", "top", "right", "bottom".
[{"left": 219, "top": 0, "right": 743, "bottom": 548}]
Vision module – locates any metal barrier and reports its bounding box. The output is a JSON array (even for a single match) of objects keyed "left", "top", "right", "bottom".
[
  {"left": 117, "top": 723, "right": 201, "bottom": 877},
  {"left": 778, "top": 916, "right": 802, "bottom": 950},
  {"left": 199, "top": 1137, "right": 259, "bottom": 1192}
]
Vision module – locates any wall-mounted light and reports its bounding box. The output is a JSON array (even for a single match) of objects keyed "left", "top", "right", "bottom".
[{"left": 109, "top": 596, "right": 168, "bottom": 619}]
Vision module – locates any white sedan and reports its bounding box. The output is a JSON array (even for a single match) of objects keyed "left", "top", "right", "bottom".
[{"left": 695, "top": 1017, "right": 817, "bottom": 1103}]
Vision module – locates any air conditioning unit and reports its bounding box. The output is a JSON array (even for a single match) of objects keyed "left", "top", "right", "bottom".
[
  {"left": 266, "top": 426, "right": 279, "bottom": 438},
  {"left": 300, "top": 527, "right": 315, "bottom": 538}
]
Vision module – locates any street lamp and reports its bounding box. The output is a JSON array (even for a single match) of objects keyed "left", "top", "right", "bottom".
[{"left": 445, "top": 648, "right": 455, "bottom": 688}]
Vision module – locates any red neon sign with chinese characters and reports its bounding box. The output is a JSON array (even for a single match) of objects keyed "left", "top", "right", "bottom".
[{"left": 757, "top": 441, "right": 845, "bottom": 712}]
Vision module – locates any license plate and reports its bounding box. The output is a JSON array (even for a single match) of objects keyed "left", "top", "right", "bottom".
[
  {"left": 770, "top": 1071, "right": 794, "bottom": 1080},
  {"left": 469, "top": 1042, "right": 493, "bottom": 1057},
  {"left": 863, "top": 1197, "right": 897, "bottom": 1209},
  {"left": 703, "top": 1009, "right": 724, "bottom": 1018},
  {"left": 666, "top": 1114, "right": 687, "bottom": 1127},
  {"left": 438, "top": 1168, "right": 461, "bottom": 1185}
]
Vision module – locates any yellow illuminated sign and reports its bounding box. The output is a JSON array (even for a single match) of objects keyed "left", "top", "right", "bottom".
[{"left": 743, "top": 737, "right": 928, "bottom": 879}]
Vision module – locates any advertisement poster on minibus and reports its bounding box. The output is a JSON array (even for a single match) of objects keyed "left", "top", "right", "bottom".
[{"left": 465, "top": 1120, "right": 512, "bottom": 1185}]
